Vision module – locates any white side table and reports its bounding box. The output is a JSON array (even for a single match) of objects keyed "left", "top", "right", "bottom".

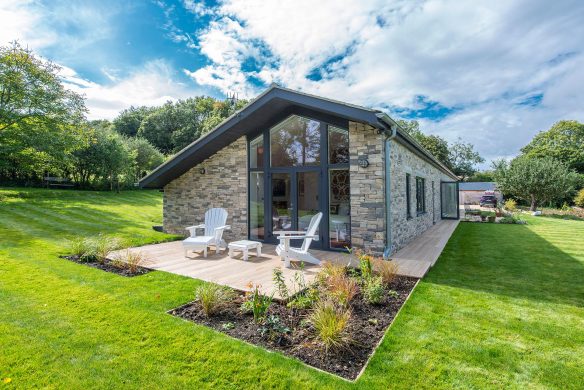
[{"left": 228, "top": 240, "right": 262, "bottom": 261}]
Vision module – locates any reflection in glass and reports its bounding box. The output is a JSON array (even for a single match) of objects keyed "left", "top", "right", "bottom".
[
  {"left": 297, "top": 171, "right": 319, "bottom": 234},
  {"left": 249, "top": 172, "right": 264, "bottom": 239},
  {"left": 441, "top": 182, "right": 458, "bottom": 219},
  {"left": 249, "top": 135, "right": 264, "bottom": 169},
  {"left": 328, "top": 126, "right": 349, "bottom": 164},
  {"left": 271, "top": 173, "right": 292, "bottom": 231},
  {"left": 270, "top": 115, "right": 321, "bottom": 167},
  {"left": 329, "top": 169, "right": 350, "bottom": 248}
]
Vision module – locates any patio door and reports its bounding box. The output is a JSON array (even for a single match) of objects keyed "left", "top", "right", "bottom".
[
  {"left": 269, "top": 169, "right": 322, "bottom": 248},
  {"left": 441, "top": 181, "right": 460, "bottom": 219}
]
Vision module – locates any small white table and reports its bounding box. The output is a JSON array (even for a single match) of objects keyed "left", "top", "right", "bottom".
[{"left": 228, "top": 240, "right": 262, "bottom": 261}]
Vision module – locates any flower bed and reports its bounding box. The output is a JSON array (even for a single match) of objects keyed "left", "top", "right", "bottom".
[
  {"left": 170, "top": 255, "right": 418, "bottom": 380},
  {"left": 61, "top": 254, "right": 152, "bottom": 277}
]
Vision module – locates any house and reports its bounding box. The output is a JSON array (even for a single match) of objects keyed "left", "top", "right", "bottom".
[
  {"left": 140, "top": 86, "right": 459, "bottom": 257},
  {"left": 459, "top": 182, "right": 503, "bottom": 205}
]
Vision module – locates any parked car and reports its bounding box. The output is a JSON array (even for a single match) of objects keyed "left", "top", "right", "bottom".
[{"left": 479, "top": 194, "right": 498, "bottom": 208}]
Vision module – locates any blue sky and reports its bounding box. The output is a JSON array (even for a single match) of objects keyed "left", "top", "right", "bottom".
[{"left": 2, "top": 0, "right": 584, "bottom": 165}]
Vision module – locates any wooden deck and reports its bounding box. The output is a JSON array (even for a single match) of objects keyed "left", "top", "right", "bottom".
[{"left": 112, "top": 219, "right": 458, "bottom": 298}]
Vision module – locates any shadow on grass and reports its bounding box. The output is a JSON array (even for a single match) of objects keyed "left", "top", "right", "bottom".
[{"left": 427, "top": 223, "right": 584, "bottom": 308}]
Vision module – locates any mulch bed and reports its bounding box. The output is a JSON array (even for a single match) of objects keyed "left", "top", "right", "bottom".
[
  {"left": 170, "top": 275, "right": 418, "bottom": 380},
  {"left": 60, "top": 255, "right": 152, "bottom": 277}
]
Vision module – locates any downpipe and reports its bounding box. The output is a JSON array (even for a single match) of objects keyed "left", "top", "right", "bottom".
[{"left": 382, "top": 124, "right": 397, "bottom": 260}]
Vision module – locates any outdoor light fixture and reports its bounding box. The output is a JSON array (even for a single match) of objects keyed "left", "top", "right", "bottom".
[
  {"left": 358, "top": 156, "right": 369, "bottom": 168},
  {"left": 200, "top": 167, "right": 206, "bottom": 174}
]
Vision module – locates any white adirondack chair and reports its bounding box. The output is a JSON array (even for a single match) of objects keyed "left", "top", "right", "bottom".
[
  {"left": 183, "top": 208, "right": 230, "bottom": 258},
  {"left": 275, "top": 212, "right": 323, "bottom": 268}
]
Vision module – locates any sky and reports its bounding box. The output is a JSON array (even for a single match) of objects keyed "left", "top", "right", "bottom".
[{"left": 2, "top": 0, "right": 584, "bottom": 166}]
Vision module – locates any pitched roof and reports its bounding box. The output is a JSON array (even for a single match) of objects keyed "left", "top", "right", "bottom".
[
  {"left": 459, "top": 182, "right": 497, "bottom": 191},
  {"left": 139, "top": 85, "right": 458, "bottom": 188}
]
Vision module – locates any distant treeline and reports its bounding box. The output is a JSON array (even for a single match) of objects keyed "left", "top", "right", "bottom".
[{"left": 0, "top": 42, "right": 247, "bottom": 190}]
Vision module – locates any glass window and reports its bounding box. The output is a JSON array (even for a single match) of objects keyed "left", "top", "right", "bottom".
[
  {"left": 406, "top": 174, "right": 412, "bottom": 219},
  {"left": 297, "top": 172, "right": 320, "bottom": 234},
  {"left": 328, "top": 126, "right": 349, "bottom": 164},
  {"left": 416, "top": 177, "right": 426, "bottom": 214},
  {"left": 249, "top": 172, "right": 264, "bottom": 239},
  {"left": 249, "top": 135, "right": 263, "bottom": 169},
  {"left": 271, "top": 173, "right": 292, "bottom": 231},
  {"left": 270, "top": 115, "right": 321, "bottom": 167},
  {"left": 329, "top": 169, "right": 350, "bottom": 248}
]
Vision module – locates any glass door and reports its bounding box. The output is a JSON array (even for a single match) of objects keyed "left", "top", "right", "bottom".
[
  {"left": 271, "top": 173, "right": 293, "bottom": 232},
  {"left": 441, "top": 181, "right": 460, "bottom": 219}
]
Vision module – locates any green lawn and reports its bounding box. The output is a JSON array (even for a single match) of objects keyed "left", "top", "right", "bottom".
[{"left": 1, "top": 188, "right": 583, "bottom": 389}]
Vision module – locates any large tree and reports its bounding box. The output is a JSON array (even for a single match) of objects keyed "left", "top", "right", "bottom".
[
  {"left": 521, "top": 120, "right": 584, "bottom": 173},
  {"left": 112, "top": 106, "right": 156, "bottom": 137},
  {"left": 493, "top": 156, "right": 579, "bottom": 211},
  {"left": 397, "top": 119, "right": 452, "bottom": 169},
  {"left": 448, "top": 138, "right": 485, "bottom": 180},
  {"left": 0, "top": 42, "right": 87, "bottom": 180}
]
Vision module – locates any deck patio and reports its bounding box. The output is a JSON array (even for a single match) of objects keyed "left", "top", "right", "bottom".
[{"left": 112, "top": 219, "right": 459, "bottom": 299}]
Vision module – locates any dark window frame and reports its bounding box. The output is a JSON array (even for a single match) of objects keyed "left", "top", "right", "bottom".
[
  {"left": 416, "top": 176, "right": 426, "bottom": 215},
  {"left": 406, "top": 173, "right": 412, "bottom": 219}
]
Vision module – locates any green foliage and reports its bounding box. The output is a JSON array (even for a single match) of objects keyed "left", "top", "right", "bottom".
[
  {"left": 259, "top": 315, "right": 290, "bottom": 342},
  {"left": 521, "top": 120, "right": 584, "bottom": 173},
  {"left": 113, "top": 106, "right": 156, "bottom": 137},
  {"left": 363, "top": 276, "right": 385, "bottom": 305},
  {"left": 467, "top": 171, "right": 495, "bottom": 182},
  {"left": 493, "top": 156, "right": 579, "bottom": 211},
  {"left": 195, "top": 283, "right": 233, "bottom": 317},
  {"left": 574, "top": 188, "right": 584, "bottom": 207},
  {"left": 449, "top": 138, "right": 485, "bottom": 179},
  {"left": 359, "top": 253, "right": 373, "bottom": 280},
  {"left": 398, "top": 119, "right": 451, "bottom": 169},
  {"left": 272, "top": 267, "right": 289, "bottom": 300},
  {"left": 504, "top": 199, "right": 517, "bottom": 212},
  {"left": 310, "top": 300, "right": 352, "bottom": 352},
  {"left": 242, "top": 284, "right": 272, "bottom": 323},
  {"left": 287, "top": 287, "right": 319, "bottom": 310}
]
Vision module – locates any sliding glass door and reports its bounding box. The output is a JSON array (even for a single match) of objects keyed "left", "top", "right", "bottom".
[{"left": 441, "top": 181, "right": 459, "bottom": 219}]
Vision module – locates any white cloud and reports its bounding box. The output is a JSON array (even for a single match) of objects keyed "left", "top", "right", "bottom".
[
  {"left": 61, "top": 60, "right": 199, "bottom": 120},
  {"left": 0, "top": 0, "right": 58, "bottom": 48},
  {"left": 186, "top": 0, "right": 584, "bottom": 164}
]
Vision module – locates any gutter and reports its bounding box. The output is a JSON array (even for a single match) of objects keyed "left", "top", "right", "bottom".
[{"left": 375, "top": 114, "right": 398, "bottom": 260}]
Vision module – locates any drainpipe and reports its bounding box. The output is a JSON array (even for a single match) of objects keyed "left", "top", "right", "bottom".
[{"left": 382, "top": 124, "right": 397, "bottom": 260}]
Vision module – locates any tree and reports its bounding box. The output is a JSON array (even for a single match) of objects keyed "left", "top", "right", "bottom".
[
  {"left": 493, "top": 156, "right": 579, "bottom": 211},
  {"left": 397, "top": 119, "right": 452, "bottom": 169},
  {"left": 467, "top": 170, "right": 495, "bottom": 182},
  {"left": 0, "top": 42, "right": 86, "bottom": 132},
  {"left": 521, "top": 120, "right": 584, "bottom": 173},
  {"left": 113, "top": 106, "right": 156, "bottom": 137},
  {"left": 449, "top": 138, "right": 484, "bottom": 180},
  {"left": 0, "top": 42, "right": 87, "bottom": 182},
  {"left": 124, "top": 137, "right": 164, "bottom": 183}
]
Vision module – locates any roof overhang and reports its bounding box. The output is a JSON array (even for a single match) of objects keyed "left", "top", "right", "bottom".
[{"left": 140, "top": 85, "right": 457, "bottom": 188}]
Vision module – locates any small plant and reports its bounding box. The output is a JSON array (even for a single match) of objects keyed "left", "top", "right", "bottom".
[
  {"left": 359, "top": 254, "right": 373, "bottom": 280},
  {"left": 222, "top": 322, "right": 235, "bottom": 330},
  {"left": 287, "top": 287, "right": 319, "bottom": 310},
  {"left": 195, "top": 283, "right": 233, "bottom": 317},
  {"left": 93, "top": 234, "right": 121, "bottom": 263},
  {"left": 243, "top": 284, "right": 272, "bottom": 323},
  {"left": 575, "top": 188, "right": 584, "bottom": 207},
  {"left": 319, "top": 261, "right": 347, "bottom": 281},
  {"left": 323, "top": 273, "right": 358, "bottom": 307},
  {"left": 112, "top": 250, "right": 148, "bottom": 273},
  {"left": 67, "top": 237, "right": 91, "bottom": 258},
  {"left": 372, "top": 258, "right": 398, "bottom": 286},
  {"left": 499, "top": 216, "right": 519, "bottom": 224},
  {"left": 272, "top": 267, "right": 289, "bottom": 300},
  {"left": 259, "top": 315, "right": 290, "bottom": 343},
  {"left": 363, "top": 276, "right": 385, "bottom": 305},
  {"left": 387, "top": 290, "right": 399, "bottom": 299},
  {"left": 368, "top": 318, "right": 378, "bottom": 326},
  {"left": 504, "top": 199, "right": 517, "bottom": 212},
  {"left": 310, "top": 300, "right": 351, "bottom": 352}
]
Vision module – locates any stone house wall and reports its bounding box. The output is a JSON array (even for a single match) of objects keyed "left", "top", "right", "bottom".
[
  {"left": 348, "top": 122, "right": 386, "bottom": 254},
  {"left": 390, "top": 140, "right": 453, "bottom": 252},
  {"left": 162, "top": 136, "right": 248, "bottom": 241}
]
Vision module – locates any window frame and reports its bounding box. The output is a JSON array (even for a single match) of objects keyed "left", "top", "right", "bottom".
[
  {"left": 406, "top": 173, "right": 412, "bottom": 219},
  {"left": 416, "top": 176, "right": 426, "bottom": 215}
]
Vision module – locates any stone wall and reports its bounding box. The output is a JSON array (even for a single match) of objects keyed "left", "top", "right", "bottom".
[
  {"left": 389, "top": 140, "right": 453, "bottom": 252},
  {"left": 349, "top": 122, "right": 386, "bottom": 254},
  {"left": 163, "top": 136, "right": 248, "bottom": 241}
]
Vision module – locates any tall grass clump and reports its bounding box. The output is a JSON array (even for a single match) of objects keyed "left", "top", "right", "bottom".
[
  {"left": 372, "top": 258, "right": 398, "bottom": 286},
  {"left": 310, "top": 300, "right": 351, "bottom": 352},
  {"left": 195, "top": 283, "right": 234, "bottom": 317}
]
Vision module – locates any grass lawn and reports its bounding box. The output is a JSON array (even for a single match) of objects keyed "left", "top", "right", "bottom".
[{"left": 1, "top": 188, "right": 583, "bottom": 389}]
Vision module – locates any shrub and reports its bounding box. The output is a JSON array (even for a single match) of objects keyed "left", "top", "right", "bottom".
[
  {"left": 272, "top": 267, "right": 289, "bottom": 300},
  {"left": 242, "top": 284, "right": 272, "bottom": 323},
  {"left": 112, "top": 250, "right": 148, "bottom": 273},
  {"left": 93, "top": 234, "right": 122, "bottom": 263},
  {"left": 259, "top": 315, "right": 290, "bottom": 343},
  {"left": 499, "top": 216, "right": 518, "bottom": 224},
  {"left": 575, "top": 188, "right": 584, "bottom": 207},
  {"left": 359, "top": 254, "right": 373, "bottom": 280},
  {"left": 195, "top": 283, "right": 233, "bottom": 317},
  {"left": 287, "top": 287, "right": 319, "bottom": 310},
  {"left": 67, "top": 237, "right": 92, "bottom": 259},
  {"left": 323, "top": 273, "right": 358, "bottom": 307},
  {"left": 310, "top": 300, "right": 351, "bottom": 352},
  {"left": 317, "top": 262, "right": 347, "bottom": 283},
  {"left": 363, "top": 276, "right": 385, "bottom": 305},
  {"left": 372, "top": 258, "right": 398, "bottom": 286},
  {"left": 504, "top": 199, "right": 517, "bottom": 212}
]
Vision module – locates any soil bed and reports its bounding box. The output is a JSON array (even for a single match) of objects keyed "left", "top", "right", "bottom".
[
  {"left": 170, "top": 275, "right": 418, "bottom": 380},
  {"left": 61, "top": 255, "right": 152, "bottom": 277}
]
